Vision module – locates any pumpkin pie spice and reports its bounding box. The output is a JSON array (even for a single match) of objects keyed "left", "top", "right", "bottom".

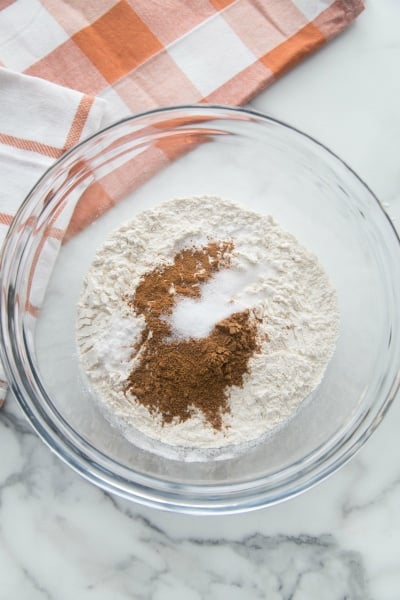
[{"left": 126, "top": 242, "right": 259, "bottom": 430}]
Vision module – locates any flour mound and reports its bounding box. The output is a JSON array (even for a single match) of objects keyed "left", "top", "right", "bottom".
[{"left": 76, "top": 196, "right": 339, "bottom": 460}]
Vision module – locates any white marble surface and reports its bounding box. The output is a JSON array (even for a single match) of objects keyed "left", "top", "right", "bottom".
[{"left": 1, "top": 1, "right": 400, "bottom": 598}]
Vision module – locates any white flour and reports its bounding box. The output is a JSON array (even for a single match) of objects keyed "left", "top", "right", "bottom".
[{"left": 76, "top": 197, "right": 339, "bottom": 461}]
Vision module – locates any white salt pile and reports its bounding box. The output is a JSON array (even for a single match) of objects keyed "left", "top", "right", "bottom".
[{"left": 168, "top": 262, "right": 274, "bottom": 339}]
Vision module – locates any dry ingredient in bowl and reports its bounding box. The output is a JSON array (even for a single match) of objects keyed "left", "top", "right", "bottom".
[
  {"left": 126, "top": 241, "right": 259, "bottom": 431},
  {"left": 77, "top": 196, "right": 339, "bottom": 459}
]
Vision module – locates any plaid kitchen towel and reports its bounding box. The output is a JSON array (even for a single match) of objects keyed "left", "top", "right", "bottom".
[
  {"left": 0, "top": 0, "right": 364, "bottom": 118},
  {"left": 0, "top": 0, "right": 364, "bottom": 402},
  {"left": 0, "top": 68, "right": 106, "bottom": 401}
]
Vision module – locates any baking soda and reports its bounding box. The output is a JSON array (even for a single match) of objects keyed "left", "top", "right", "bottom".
[{"left": 169, "top": 262, "right": 272, "bottom": 339}]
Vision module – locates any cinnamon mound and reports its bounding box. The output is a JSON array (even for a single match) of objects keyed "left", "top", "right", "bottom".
[{"left": 126, "top": 242, "right": 259, "bottom": 430}]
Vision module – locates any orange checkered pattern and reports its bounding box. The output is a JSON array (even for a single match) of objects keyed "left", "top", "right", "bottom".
[
  {"left": 1, "top": 0, "right": 364, "bottom": 113},
  {"left": 0, "top": 0, "right": 364, "bottom": 400},
  {"left": 0, "top": 0, "right": 365, "bottom": 233}
]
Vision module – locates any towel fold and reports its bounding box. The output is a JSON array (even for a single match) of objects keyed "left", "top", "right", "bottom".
[
  {"left": 0, "top": 68, "right": 106, "bottom": 403},
  {"left": 0, "top": 0, "right": 364, "bottom": 403}
]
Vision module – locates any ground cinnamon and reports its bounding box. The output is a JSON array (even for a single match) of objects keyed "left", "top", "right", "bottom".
[{"left": 126, "top": 241, "right": 259, "bottom": 430}]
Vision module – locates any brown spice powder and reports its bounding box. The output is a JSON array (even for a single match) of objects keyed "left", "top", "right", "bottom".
[{"left": 126, "top": 242, "right": 259, "bottom": 430}]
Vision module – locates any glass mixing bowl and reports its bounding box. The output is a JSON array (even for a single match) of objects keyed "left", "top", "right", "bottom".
[{"left": 1, "top": 105, "right": 400, "bottom": 514}]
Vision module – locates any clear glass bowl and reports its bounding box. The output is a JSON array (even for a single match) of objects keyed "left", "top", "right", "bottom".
[{"left": 1, "top": 105, "right": 400, "bottom": 514}]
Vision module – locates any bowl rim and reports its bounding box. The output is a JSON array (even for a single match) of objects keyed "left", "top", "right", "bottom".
[{"left": 1, "top": 103, "right": 400, "bottom": 514}]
